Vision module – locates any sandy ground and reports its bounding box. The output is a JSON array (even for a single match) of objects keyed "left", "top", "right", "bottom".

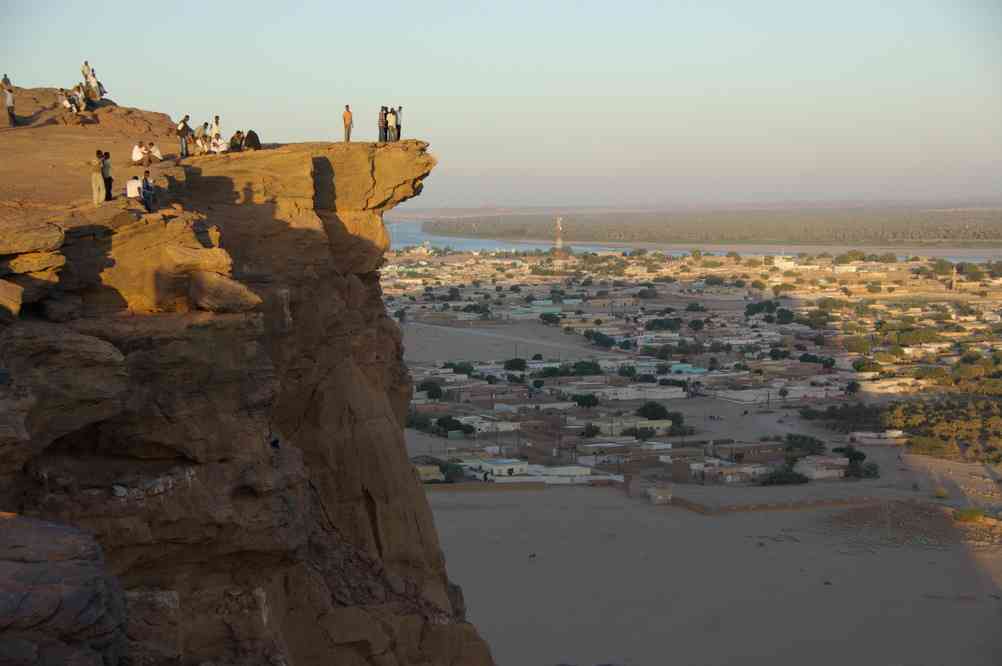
[
  {"left": 406, "top": 428, "right": 454, "bottom": 457},
  {"left": 402, "top": 321, "right": 621, "bottom": 363},
  {"left": 642, "top": 396, "right": 832, "bottom": 443},
  {"left": 429, "top": 486, "right": 1002, "bottom": 666}
]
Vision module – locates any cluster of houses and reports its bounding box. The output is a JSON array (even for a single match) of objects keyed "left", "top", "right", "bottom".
[{"left": 395, "top": 246, "right": 1002, "bottom": 491}]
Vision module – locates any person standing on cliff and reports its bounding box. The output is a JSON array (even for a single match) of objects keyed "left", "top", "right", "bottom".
[
  {"left": 90, "top": 149, "right": 105, "bottom": 205},
  {"left": 101, "top": 151, "right": 113, "bottom": 201},
  {"left": 210, "top": 115, "right": 221, "bottom": 138},
  {"left": 4, "top": 86, "right": 14, "bottom": 126},
  {"left": 177, "top": 115, "right": 191, "bottom": 158},
  {"left": 396, "top": 105, "right": 402, "bottom": 139},
  {"left": 342, "top": 105, "right": 353, "bottom": 142},
  {"left": 386, "top": 107, "right": 398, "bottom": 142},
  {"left": 378, "top": 106, "right": 387, "bottom": 142}
]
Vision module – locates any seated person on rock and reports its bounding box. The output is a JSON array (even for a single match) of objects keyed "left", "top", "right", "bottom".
[
  {"left": 58, "top": 89, "right": 80, "bottom": 113},
  {"left": 209, "top": 133, "right": 227, "bottom": 154},
  {"left": 228, "top": 130, "right": 244, "bottom": 152},
  {"left": 193, "top": 122, "right": 208, "bottom": 155},
  {"left": 147, "top": 142, "right": 163, "bottom": 161},
  {"left": 141, "top": 170, "right": 156, "bottom": 212},
  {"left": 242, "top": 129, "right": 261, "bottom": 150},
  {"left": 70, "top": 86, "right": 86, "bottom": 111},
  {"left": 131, "top": 141, "right": 149, "bottom": 166},
  {"left": 126, "top": 175, "right": 142, "bottom": 203}
]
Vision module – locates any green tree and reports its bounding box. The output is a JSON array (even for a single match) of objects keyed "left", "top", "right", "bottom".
[
  {"left": 418, "top": 381, "right": 444, "bottom": 400},
  {"left": 504, "top": 358, "right": 527, "bottom": 371},
  {"left": 636, "top": 401, "right": 670, "bottom": 420}
]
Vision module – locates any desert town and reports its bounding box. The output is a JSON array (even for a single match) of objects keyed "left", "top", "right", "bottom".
[{"left": 389, "top": 228, "right": 1002, "bottom": 518}]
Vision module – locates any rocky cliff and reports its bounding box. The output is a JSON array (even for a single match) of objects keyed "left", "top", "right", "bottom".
[{"left": 0, "top": 139, "right": 494, "bottom": 665}]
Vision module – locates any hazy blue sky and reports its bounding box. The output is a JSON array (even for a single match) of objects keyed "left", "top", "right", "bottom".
[{"left": 4, "top": 1, "right": 1001, "bottom": 207}]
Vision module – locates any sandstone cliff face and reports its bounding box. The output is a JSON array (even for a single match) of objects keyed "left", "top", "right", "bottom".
[
  {"left": 0, "top": 514, "right": 127, "bottom": 666},
  {"left": 0, "top": 142, "right": 494, "bottom": 666}
]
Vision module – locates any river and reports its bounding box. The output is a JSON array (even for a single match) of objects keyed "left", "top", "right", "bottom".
[{"left": 387, "top": 220, "right": 1001, "bottom": 263}]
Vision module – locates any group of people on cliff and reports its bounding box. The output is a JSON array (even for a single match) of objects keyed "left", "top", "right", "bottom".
[
  {"left": 175, "top": 114, "right": 261, "bottom": 158},
  {"left": 341, "top": 105, "right": 404, "bottom": 143},
  {"left": 56, "top": 61, "right": 108, "bottom": 115},
  {"left": 378, "top": 105, "right": 403, "bottom": 142}
]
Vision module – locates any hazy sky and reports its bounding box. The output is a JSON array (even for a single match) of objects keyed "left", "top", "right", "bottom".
[{"left": 4, "top": 1, "right": 1001, "bottom": 208}]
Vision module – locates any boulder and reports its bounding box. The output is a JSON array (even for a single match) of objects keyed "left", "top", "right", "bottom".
[
  {"left": 0, "top": 278, "right": 23, "bottom": 320},
  {"left": 0, "top": 220, "right": 65, "bottom": 255},
  {"left": 0, "top": 515, "right": 127, "bottom": 666},
  {"left": 188, "top": 270, "right": 262, "bottom": 312},
  {"left": 0, "top": 251, "right": 66, "bottom": 275}
]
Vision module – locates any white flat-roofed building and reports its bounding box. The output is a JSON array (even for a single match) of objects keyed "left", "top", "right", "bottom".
[
  {"left": 456, "top": 415, "right": 522, "bottom": 434},
  {"left": 473, "top": 458, "right": 530, "bottom": 478}
]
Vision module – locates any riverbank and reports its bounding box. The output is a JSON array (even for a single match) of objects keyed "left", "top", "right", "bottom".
[{"left": 388, "top": 220, "right": 1002, "bottom": 263}]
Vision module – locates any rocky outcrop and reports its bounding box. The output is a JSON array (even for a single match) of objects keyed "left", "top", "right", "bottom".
[
  {"left": 5, "top": 87, "right": 175, "bottom": 135},
  {"left": 0, "top": 514, "right": 128, "bottom": 666},
  {"left": 0, "top": 220, "right": 65, "bottom": 256},
  {"left": 0, "top": 279, "right": 23, "bottom": 320},
  {"left": 0, "top": 141, "right": 493, "bottom": 665}
]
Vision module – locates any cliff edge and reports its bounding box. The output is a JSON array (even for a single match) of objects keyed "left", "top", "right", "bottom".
[{"left": 0, "top": 118, "right": 494, "bottom": 665}]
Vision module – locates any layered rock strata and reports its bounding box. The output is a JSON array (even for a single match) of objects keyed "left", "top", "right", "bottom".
[{"left": 0, "top": 141, "right": 494, "bottom": 665}]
